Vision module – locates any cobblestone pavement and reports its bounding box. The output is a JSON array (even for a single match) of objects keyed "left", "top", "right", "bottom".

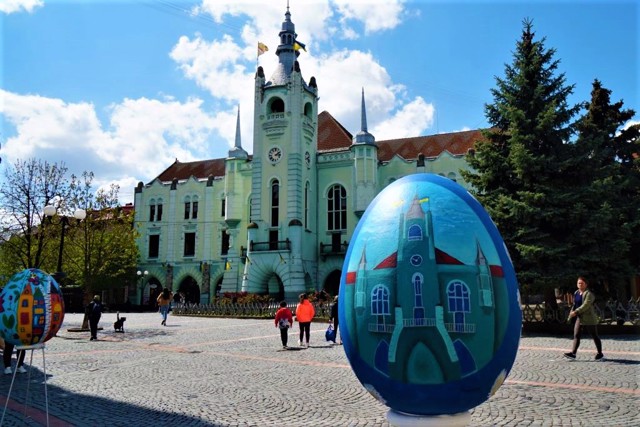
[{"left": 0, "top": 313, "right": 638, "bottom": 427}]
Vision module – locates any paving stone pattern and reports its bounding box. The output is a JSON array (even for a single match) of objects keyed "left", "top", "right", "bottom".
[{"left": 0, "top": 313, "right": 638, "bottom": 426}]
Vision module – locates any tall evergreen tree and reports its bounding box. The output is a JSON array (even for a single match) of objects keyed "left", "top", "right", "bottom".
[
  {"left": 570, "top": 80, "right": 639, "bottom": 297},
  {"left": 462, "top": 19, "right": 580, "bottom": 293}
]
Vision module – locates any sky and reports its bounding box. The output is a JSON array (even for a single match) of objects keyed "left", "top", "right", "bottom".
[{"left": 1, "top": 0, "right": 638, "bottom": 205}]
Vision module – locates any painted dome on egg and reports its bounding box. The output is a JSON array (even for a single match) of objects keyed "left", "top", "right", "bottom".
[
  {"left": 0, "top": 268, "right": 65, "bottom": 347},
  {"left": 339, "top": 174, "right": 521, "bottom": 416}
]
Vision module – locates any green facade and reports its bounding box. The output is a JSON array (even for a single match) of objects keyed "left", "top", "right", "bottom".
[{"left": 132, "top": 8, "right": 480, "bottom": 306}]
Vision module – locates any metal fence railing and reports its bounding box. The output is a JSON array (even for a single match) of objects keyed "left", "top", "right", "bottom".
[{"left": 171, "top": 298, "right": 640, "bottom": 326}]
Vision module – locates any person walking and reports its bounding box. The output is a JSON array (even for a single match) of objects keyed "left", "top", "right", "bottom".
[
  {"left": 87, "top": 295, "right": 103, "bottom": 341},
  {"left": 157, "top": 287, "right": 173, "bottom": 326},
  {"left": 274, "top": 301, "right": 294, "bottom": 349},
  {"left": 295, "top": 293, "right": 315, "bottom": 347},
  {"left": 3, "top": 342, "right": 26, "bottom": 375},
  {"left": 564, "top": 276, "right": 604, "bottom": 361},
  {"left": 328, "top": 295, "right": 341, "bottom": 345}
]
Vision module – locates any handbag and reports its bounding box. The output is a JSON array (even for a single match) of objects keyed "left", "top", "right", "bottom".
[{"left": 325, "top": 325, "right": 336, "bottom": 342}]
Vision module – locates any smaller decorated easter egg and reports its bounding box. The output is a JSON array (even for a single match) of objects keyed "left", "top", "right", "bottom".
[
  {"left": 339, "top": 174, "right": 521, "bottom": 416},
  {"left": 0, "top": 268, "right": 66, "bottom": 347}
]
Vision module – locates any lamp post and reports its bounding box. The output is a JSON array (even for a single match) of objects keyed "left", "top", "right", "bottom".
[
  {"left": 44, "top": 205, "right": 86, "bottom": 283},
  {"left": 137, "top": 270, "right": 148, "bottom": 306}
]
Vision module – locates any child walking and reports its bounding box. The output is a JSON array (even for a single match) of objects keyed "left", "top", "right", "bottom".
[{"left": 274, "top": 301, "right": 293, "bottom": 349}]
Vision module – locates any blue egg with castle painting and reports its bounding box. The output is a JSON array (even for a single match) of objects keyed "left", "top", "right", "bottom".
[{"left": 339, "top": 173, "right": 521, "bottom": 418}]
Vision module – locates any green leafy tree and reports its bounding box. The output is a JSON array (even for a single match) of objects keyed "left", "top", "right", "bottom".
[
  {"left": 64, "top": 172, "right": 139, "bottom": 303},
  {"left": 569, "top": 80, "right": 640, "bottom": 297},
  {"left": 0, "top": 159, "right": 71, "bottom": 274},
  {"left": 462, "top": 19, "right": 580, "bottom": 295}
]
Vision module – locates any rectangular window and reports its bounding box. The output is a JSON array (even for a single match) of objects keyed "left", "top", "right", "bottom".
[
  {"left": 157, "top": 204, "right": 163, "bottom": 221},
  {"left": 184, "top": 202, "right": 191, "bottom": 220},
  {"left": 192, "top": 201, "right": 198, "bottom": 220},
  {"left": 269, "top": 230, "right": 278, "bottom": 250},
  {"left": 149, "top": 205, "right": 156, "bottom": 222},
  {"left": 184, "top": 232, "right": 196, "bottom": 257},
  {"left": 221, "top": 231, "right": 230, "bottom": 255},
  {"left": 332, "top": 232, "right": 341, "bottom": 252},
  {"left": 221, "top": 199, "right": 226, "bottom": 217},
  {"left": 149, "top": 235, "right": 160, "bottom": 258}
]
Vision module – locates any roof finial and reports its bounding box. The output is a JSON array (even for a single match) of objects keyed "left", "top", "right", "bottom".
[
  {"left": 361, "top": 87, "right": 368, "bottom": 132},
  {"left": 352, "top": 87, "right": 376, "bottom": 145},
  {"left": 234, "top": 105, "right": 241, "bottom": 149},
  {"left": 228, "top": 105, "right": 248, "bottom": 159}
]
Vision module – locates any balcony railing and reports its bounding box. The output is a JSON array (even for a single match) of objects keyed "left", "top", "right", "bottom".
[
  {"left": 249, "top": 239, "right": 291, "bottom": 252},
  {"left": 319, "top": 241, "right": 348, "bottom": 258}
]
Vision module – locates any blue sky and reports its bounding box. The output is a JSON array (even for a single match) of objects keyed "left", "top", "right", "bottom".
[{"left": 1, "top": 0, "right": 638, "bottom": 204}]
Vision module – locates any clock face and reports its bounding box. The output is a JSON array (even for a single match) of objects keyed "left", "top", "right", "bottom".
[
  {"left": 268, "top": 146, "right": 282, "bottom": 164},
  {"left": 305, "top": 151, "right": 311, "bottom": 167},
  {"left": 410, "top": 254, "right": 423, "bottom": 267}
]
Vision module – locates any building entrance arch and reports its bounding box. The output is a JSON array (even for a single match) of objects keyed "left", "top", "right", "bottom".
[
  {"left": 324, "top": 270, "right": 341, "bottom": 296},
  {"left": 144, "top": 278, "right": 162, "bottom": 311},
  {"left": 178, "top": 276, "right": 200, "bottom": 304},
  {"left": 266, "top": 274, "right": 284, "bottom": 302}
]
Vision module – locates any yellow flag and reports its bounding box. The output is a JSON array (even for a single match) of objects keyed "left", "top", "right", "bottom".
[
  {"left": 293, "top": 40, "right": 306, "bottom": 52},
  {"left": 419, "top": 197, "right": 430, "bottom": 204},
  {"left": 258, "top": 42, "right": 269, "bottom": 56}
]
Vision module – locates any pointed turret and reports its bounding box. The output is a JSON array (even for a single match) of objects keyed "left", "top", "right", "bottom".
[
  {"left": 228, "top": 106, "right": 248, "bottom": 159},
  {"left": 406, "top": 195, "right": 425, "bottom": 220},
  {"left": 353, "top": 88, "right": 375, "bottom": 145},
  {"left": 268, "top": 2, "right": 303, "bottom": 85}
]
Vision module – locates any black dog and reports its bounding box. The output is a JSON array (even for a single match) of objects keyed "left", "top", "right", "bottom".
[{"left": 113, "top": 312, "right": 126, "bottom": 333}]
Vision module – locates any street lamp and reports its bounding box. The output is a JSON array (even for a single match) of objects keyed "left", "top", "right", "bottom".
[
  {"left": 44, "top": 205, "right": 86, "bottom": 282},
  {"left": 137, "top": 270, "right": 148, "bottom": 305}
]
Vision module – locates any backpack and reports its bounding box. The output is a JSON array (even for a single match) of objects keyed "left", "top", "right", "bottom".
[{"left": 278, "top": 318, "right": 290, "bottom": 329}]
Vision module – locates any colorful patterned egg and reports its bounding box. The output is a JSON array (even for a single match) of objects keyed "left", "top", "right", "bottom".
[
  {"left": 339, "top": 174, "right": 521, "bottom": 416},
  {"left": 0, "top": 268, "right": 65, "bottom": 347}
]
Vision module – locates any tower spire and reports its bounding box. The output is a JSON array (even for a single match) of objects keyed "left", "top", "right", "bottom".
[
  {"left": 228, "top": 105, "right": 248, "bottom": 159},
  {"left": 353, "top": 88, "right": 375, "bottom": 145}
]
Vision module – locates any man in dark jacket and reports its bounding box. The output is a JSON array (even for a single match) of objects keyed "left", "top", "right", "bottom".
[{"left": 87, "top": 295, "right": 103, "bottom": 340}]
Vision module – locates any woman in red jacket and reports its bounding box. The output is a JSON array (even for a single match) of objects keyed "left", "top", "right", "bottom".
[{"left": 295, "top": 293, "right": 315, "bottom": 347}]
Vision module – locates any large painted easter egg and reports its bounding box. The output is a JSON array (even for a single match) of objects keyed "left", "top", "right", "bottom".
[
  {"left": 0, "top": 268, "right": 66, "bottom": 347},
  {"left": 339, "top": 174, "right": 521, "bottom": 416}
]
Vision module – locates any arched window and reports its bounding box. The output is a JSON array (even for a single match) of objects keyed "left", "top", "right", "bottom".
[
  {"left": 184, "top": 196, "right": 191, "bottom": 220},
  {"left": 271, "top": 180, "right": 279, "bottom": 227},
  {"left": 371, "top": 285, "right": 390, "bottom": 315},
  {"left": 327, "top": 185, "right": 347, "bottom": 231},
  {"left": 149, "top": 198, "right": 156, "bottom": 222},
  {"left": 408, "top": 224, "right": 422, "bottom": 241},
  {"left": 156, "top": 198, "right": 163, "bottom": 221},
  {"left": 304, "top": 102, "right": 313, "bottom": 118},
  {"left": 447, "top": 172, "right": 457, "bottom": 183},
  {"left": 269, "top": 97, "right": 285, "bottom": 114},
  {"left": 304, "top": 182, "right": 310, "bottom": 229},
  {"left": 192, "top": 195, "right": 199, "bottom": 219},
  {"left": 413, "top": 273, "right": 424, "bottom": 319},
  {"left": 447, "top": 280, "right": 470, "bottom": 313}
]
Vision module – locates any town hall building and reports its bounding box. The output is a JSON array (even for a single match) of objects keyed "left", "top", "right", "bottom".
[{"left": 132, "top": 6, "right": 481, "bottom": 306}]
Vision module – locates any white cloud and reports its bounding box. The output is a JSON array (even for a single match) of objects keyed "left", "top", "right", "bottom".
[
  {"left": 0, "top": 90, "right": 222, "bottom": 203},
  {"left": 1, "top": 0, "right": 431, "bottom": 206},
  {"left": 0, "top": 0, "right": 43, "bottom": 14},
  {"left": 372, "top": 97, "right": 435, "bottom": 140},
  {"left": 333, "top": 0, "right": 406, "bottom": 34}
]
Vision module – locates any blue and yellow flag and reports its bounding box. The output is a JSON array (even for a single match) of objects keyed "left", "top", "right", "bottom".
[
  {"left": 293, "top": 40, "right": 306, "bottom": 52},
  {"left": 257, "top": 42, "right": 269, "bottom": 56}
]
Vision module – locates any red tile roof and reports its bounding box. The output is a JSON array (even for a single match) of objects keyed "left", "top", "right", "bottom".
[
  {"left": 153, "top": 158, "right": 229, "bottom": 183},
  {"left": 152, "top": 112, "right": 483, "bottom": 183},
  {"left": 376, "top": 130, "right": 482, "bottom": 162},
  {"left": 317, "top": 111, "right": 353, "bottom": 152}
]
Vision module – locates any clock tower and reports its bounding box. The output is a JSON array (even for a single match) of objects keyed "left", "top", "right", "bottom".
[{"left": 244, "top": 5, "right": 319, "bottom": 299}]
